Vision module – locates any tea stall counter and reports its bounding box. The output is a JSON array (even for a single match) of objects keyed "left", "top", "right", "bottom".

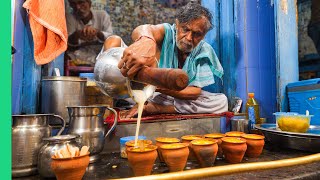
[
  {"left": 13, "top": 146, "right": 320, "bottom": 180},
  {"left": 84, "top": 147, "right": 320, "bottom": 179}
]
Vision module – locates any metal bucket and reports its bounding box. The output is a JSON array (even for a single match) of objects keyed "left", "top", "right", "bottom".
[{"left": 41, "top": 76, "right": 87, "bottom": 124}]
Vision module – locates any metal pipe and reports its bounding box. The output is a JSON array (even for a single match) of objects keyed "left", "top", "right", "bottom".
[{"left": 115, "top": 153, "right": 320, "bottom": 180}]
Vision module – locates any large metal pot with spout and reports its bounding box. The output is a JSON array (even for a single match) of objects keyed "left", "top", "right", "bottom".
[
  {"left": 94, "top": 47, "right": 131, "bottom": 99},
  {"left": 67, "top": 105, "right": 118, "bottom": 163},
  {"left": 12, "top": 114, "right": 66, "bottom": 177},
  {"left": 94, "top": 47, "right": 189, "bottom": 100}
]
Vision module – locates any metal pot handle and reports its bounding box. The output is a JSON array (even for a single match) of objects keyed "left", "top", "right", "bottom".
[
  {"left": 104, "top": 107, "right": 118, "bottom": 138},
  {"left": 52, "top": 115, "right": 66, "bottom": 135}
]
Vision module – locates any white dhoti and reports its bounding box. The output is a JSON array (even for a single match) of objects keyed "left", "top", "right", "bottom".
[{"left": 149, "top": 91, "right": 228, "bottom": 114}]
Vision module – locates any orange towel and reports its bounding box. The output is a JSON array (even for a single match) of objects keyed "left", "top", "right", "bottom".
[{"left": 23, "top": 0, "right": 68, "bottom": 65}]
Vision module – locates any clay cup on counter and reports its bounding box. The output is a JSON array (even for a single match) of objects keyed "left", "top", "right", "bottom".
[
  {"left": 155, "top": 137, "right": 180, "bottom": 162},
  {"left": 191, "top": 139, "right": 218, "bottom": 167},
  {"left": 221, "top": 137, "right": 247, "bottom": 163},
  {"left": 125, "top": 139, "right": 153, "bottom": 155},
  {"left": 204, "top": 133, "right": 226, "bottom": 159},
  {"left": 125, "top": 139, "right": 153, "bottom": 148},
  {"left": 51, "top": 153, "right": 90, "bottom": 180},
  {"left": 181, "top": 135, "right": 203, "bottom": 161},
  {"left": 241, "top": 134, "right": 265, "bottom": 158},
  {"left": 225, "top": 131, "right": 246, "bottom": 137},
  {"left": 127, "top": 144, "right": 158, "bottom": 176},
  {"left": 160, "top": 143, "right": 189, "bottom": 172}
]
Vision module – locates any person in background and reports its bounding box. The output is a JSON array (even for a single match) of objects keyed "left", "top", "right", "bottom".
[
  {"left": 66, "top": 0, "right": 113, "bottom": 66},
  {"left": 308, "top": 0, "right": 320, "bottom": 54},
  {"left": 103, "top": 2, "right": 228, "bottom": 117}
]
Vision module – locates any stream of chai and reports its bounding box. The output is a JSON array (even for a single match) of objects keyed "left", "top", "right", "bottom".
[{"left": 131, "top": 85, "right": 155, "bottom": 147}]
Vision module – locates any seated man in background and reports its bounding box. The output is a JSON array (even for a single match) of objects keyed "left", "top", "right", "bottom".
[
  {"left": 66, "top": 0, "right": 113, "bottom": 66},
  {"left": 103, "top": 2, "right": 228, "bottom": 117}
]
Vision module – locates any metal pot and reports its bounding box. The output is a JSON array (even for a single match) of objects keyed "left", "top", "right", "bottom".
[
  {"left": 38, "top": 134, "right": 80, "bottom": 178},
  {"left": 94, "top": 47, "right": 155, "bottom": 99},
  {"left": 41, "top": 76, "right": 87, "bottom": 124},
  {"left": 67, "top": 105, "right": 118, "bottom": 163},
  {"left": 12, "top": 114, "right": 66, "bottom": 177}
]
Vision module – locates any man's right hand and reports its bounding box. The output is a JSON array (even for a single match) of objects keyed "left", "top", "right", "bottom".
[{"left": 118, "top": 36, "right": 157, "bottom": 79}]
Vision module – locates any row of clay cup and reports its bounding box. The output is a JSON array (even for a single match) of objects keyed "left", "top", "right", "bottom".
[
  {"left": 221, "top": 131, "right": 265, "bottom": 163},
  {"left": 125, "top": 132, "right": 265, "bottom": 177},
  {"left": 159, "top": 132, "right": 265, "bottom": 165}
]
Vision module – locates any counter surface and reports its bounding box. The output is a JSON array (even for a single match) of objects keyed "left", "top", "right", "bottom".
[{"left": 13, "top": 144, "right": 320, "bottom": 180}]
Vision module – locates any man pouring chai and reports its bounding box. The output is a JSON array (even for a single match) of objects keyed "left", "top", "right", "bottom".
[{"left": 103, "top": 2, "right": 228, "bottom": 118}]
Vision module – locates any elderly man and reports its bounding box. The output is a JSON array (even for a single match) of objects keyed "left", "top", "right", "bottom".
[
  {"left": 103, "top": 2, "right": 228, "bottom": 117},
  {"left": 66, "top": 0, "right": 113, "bottom": 65}
]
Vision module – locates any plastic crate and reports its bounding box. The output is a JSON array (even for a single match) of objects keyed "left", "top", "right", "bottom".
[{"left": 287, "top": 78, "right": 320, "bottom": 125}]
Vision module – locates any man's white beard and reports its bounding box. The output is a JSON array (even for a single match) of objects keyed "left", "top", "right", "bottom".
[{"left": 176, "top": 37, "right": 193, "bottom": 53}]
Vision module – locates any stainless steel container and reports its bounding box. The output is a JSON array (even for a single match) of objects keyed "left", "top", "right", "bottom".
[
  {"left": 12, "top": 114, "right": 65, "bottom": 177},
  {"left": 94, "top": 47, "right": 155, "bottom": 99},
  {"left": 67, "top": 105, "right": 118, "bottom": 163},
  {"left": 231, "top": 116, "right": 249, "bottom": 133},
  {"left": 38, "top": 134, "right": 80, "bottom": 178},
  {"left": 41, "top": 76, "right": 87, "bottom": 124}
]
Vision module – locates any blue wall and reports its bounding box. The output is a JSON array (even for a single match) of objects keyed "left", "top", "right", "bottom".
[
  {"left": 203, "top": 0, "right": 278, "bottom": 121},
  {"left": 234, "top": 0, "right": 277, "bottom": 121}
]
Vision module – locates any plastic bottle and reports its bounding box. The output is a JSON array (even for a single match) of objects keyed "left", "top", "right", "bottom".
[{"left": 245, "top": 93, "right": 260, "bottom": 127}]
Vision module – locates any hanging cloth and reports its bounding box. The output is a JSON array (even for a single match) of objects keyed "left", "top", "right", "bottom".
[{"left": 23, "top": 0, "right": 68, "bottom": 65}]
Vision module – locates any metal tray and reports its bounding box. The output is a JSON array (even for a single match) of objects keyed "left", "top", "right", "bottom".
[{"left": 255, "top": 124, "right": 320, "bottom": 153}]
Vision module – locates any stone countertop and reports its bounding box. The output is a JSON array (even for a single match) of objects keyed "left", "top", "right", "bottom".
[{"left": 14, "top": 144, "right": 320, "bottom": 180}]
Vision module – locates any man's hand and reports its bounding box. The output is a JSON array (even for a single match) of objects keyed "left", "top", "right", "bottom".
[
  {"left": 79, "top": 26, "right": 97, "bottom": 41},
  {"left": 118, "top": 36, "right": 157, "bottom": 79}
]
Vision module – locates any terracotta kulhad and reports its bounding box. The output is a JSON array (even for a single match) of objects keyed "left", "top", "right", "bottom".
[
  {"left": 191, "top": 139, "right": 218, "bottom": 167},
  {"left": 155, "top": 137, "right": 180, "bottom": 162},
  {"left": 127, "top": 145, "right": 158, "bottom": 176},
  {"left": 241, "top": 134, "right": 265, "bottom": 158},
  {"left": 160, "top": 143, "right": 189, "bottom": 172},
  {"left": 181, "top": 135, "right": 203, "bottom": 161},
  {"left": 221, "top": 137, "right": 247, "bottom": 163},
  {"left": 204, "top": 133, "right": 226, "bottom": 158},
  {"left": 51, "top": 153, "right": 90, "bottom": 180},
  {"left": 225, "top": 131, "right": 246, "bottom": 137}
]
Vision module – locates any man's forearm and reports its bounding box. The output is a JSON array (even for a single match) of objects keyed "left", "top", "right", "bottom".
[{"left": 157, "top": 87, "right": 201, "bottom": 100}]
